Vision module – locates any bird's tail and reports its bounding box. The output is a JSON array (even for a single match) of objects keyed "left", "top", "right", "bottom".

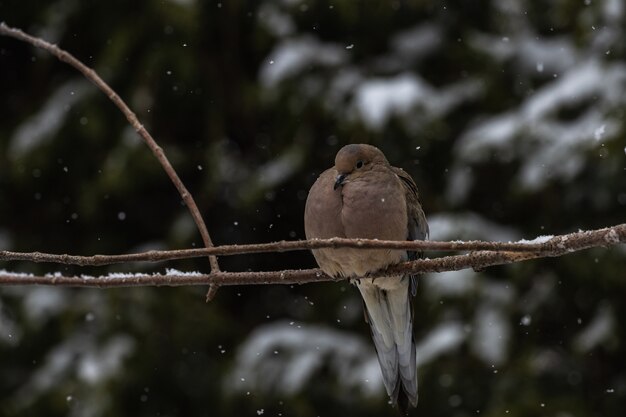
[{"left": 357, "top": 278, "right": 417, "bottom": 413}]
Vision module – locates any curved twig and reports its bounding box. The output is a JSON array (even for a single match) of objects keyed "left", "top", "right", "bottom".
[{"left": 0, "top": 22, "right": 221, "bottom": 298}]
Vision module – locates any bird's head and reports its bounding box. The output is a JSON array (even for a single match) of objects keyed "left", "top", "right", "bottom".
[{"left": 333, "top": 144, "right": 389, "bottom": 190}]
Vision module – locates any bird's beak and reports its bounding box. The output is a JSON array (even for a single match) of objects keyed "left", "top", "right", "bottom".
[{"left": 334, "top": 174, "right": 347, "bottom": 190}]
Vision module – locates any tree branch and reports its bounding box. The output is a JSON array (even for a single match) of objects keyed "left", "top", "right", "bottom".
[
  {"left": 0, "top": 22, "right": 222, "bottom": 297},
  {"left": 0, "top": 223, "right": 624, "bottom": 266},
  {"left": 0, "top": 224, "right": 624, "bottom": 287}
]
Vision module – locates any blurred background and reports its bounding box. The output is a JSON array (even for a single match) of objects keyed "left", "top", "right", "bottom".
[{"left": 1, "top": 0, "right": 625, "bottom": 416}]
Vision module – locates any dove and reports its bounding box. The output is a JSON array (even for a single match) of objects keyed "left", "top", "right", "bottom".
[{"left": 304, "top": 144, "right": 428, "bottom": 413}]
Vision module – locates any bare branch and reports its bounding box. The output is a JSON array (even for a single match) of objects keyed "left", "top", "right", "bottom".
[
  {"left": 0, "top": 223, "right": 624, "bottom": 287},
  {"left": 0, "top": 22, "right": 222, "bottom": 296},
  {"left": 0, "top": 223, "right": 624, "bottom": 266}
]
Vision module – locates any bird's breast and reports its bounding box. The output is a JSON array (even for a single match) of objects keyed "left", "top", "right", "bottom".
[
  {"left": 340, "top": 176, "right": 407, "bottom": 242},
  {"left": 304, "top": 167, "right": 409, "bottom": 278}
]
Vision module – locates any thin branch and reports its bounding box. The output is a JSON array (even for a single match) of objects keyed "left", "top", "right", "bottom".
[
  {"left": 0, "top": 223, "right": 624, "bottom": 287},
  {"left": 1, "top": 223, "right": 624, "bottom": 267},
  {"left": 0, "top": 22, "right": 222, "bottom": 297}
]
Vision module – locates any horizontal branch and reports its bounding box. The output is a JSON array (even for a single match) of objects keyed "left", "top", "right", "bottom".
[
  {"left": 0, "top": 223, "right": 624, "bottom": 287},
  {"left": 0, "top": 224, "right": 624, "bottom": 267}
]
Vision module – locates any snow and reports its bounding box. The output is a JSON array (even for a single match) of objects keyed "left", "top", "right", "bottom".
[
  {"left": 0, "top": 298, "right": 21, "bottom": 346},
  {"left": 9, "top": 79, "right": 91, "bottom": 158},
  {"left": 228, "top": 319, "right": 473, "bottom": 397},
  {"left": 324, "top": 68, "right": 363, "bottom": 110},
  {"left": 415, "top": 322, "right": 466, "bottom": 366},
  {"left": 239, "top": 142, "right": 306, "bottom": 198},
  {"left": 426, "top": 212, "right": 521, "bottom": 242},
  {"left": 526, "top": 61, "right": 623, "bottom": 119},
  {"left": 11, "top": 334, "right": 86, "bottom": 409},
  {"left": 459, "top": 61, "right": 625, "bottom": 155},
  {"left": 594, "top": 124, "right": 606, "bottom": 140},
  {"left": 445, "top": 165, "right": 474, "bottom": 205},
  {"left": 471, "top": 305, "right": 510, "bottom": 365},
  {"left": 455, "top": 60, "right": 626, "bottom": 190},
  {"left": 0, "top": 270, "right": 206, "bottom": 281},
  {"left": 77, "top": 335, "right": 135, "bottom": 383},
  {"left": 480, "top": 280, "right": 516, "bottom": 305},
  {"left": 425, "top": 270, "right": 477, "bottom": 297},
  {"left": 106, "top": 272, "right": 141, "bottom": 279},
  {"left": 390, "top": 23, "right": 442, "bottom": 62},
  {"left": 0, "top": 269, "right": 34, "bottom": 278},
  {"left": 573, "top": 304, "right": 616, "bottom": 353},
  {"left": 226, "top": 321, "right": 382, "bottom": 396},
  {"left": 23, "top": 287, "right": 68, "bottom": 322},
  {"left": 353, "top": 74, "right": 428, "bottom": 129},
  {"left": 521, "top": 275, "right": 558, "bottom": 313},
  {"left": 257, "top": 31, "right": 481, "bottom": 131},
  {"left": 352, "top": 73, "right": 482, "bottom": 130},
  {"left": 9, "top": 332, "right": 135, "bottom": 411},
  {"left": 517, "top": 235, "right": 554, "bottom": 245},
  {"left": 164, "top": 268, "right": 203, "bottom": 276},
  {"left": 259, "top": 35, "right": 347, "bottom": 88},
  {"left": 603, "top": 0, "right": 624, "bottom": 21},
  {"left": 257, "top": 3, "right": 295, "bottom": 37}
]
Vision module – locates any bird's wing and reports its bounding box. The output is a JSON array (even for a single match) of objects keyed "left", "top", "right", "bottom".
[{"left": 393, "top": 166, "right": 428, "bottom": 296}]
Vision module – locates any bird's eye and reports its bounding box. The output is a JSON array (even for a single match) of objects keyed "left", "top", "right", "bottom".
[{"left": 356, "top": 160, "right": 364, "bottom": 169}]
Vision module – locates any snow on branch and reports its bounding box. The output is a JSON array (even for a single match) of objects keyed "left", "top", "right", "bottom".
[{"left": 0, "top": 224, "right": 624, "bottom": 287}]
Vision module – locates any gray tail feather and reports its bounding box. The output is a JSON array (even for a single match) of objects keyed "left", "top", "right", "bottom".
[{"left": 358, "top": 281, "right": 418, "bottom": 410}]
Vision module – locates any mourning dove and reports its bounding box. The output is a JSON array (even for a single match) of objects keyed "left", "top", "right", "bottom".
[{"left": 304, "top": 144, "right": 428, "bottom": 413}]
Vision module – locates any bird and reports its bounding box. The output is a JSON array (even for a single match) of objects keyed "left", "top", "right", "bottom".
[{"left": 304, "top": 143, "right": 428, "bottom": 414}]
